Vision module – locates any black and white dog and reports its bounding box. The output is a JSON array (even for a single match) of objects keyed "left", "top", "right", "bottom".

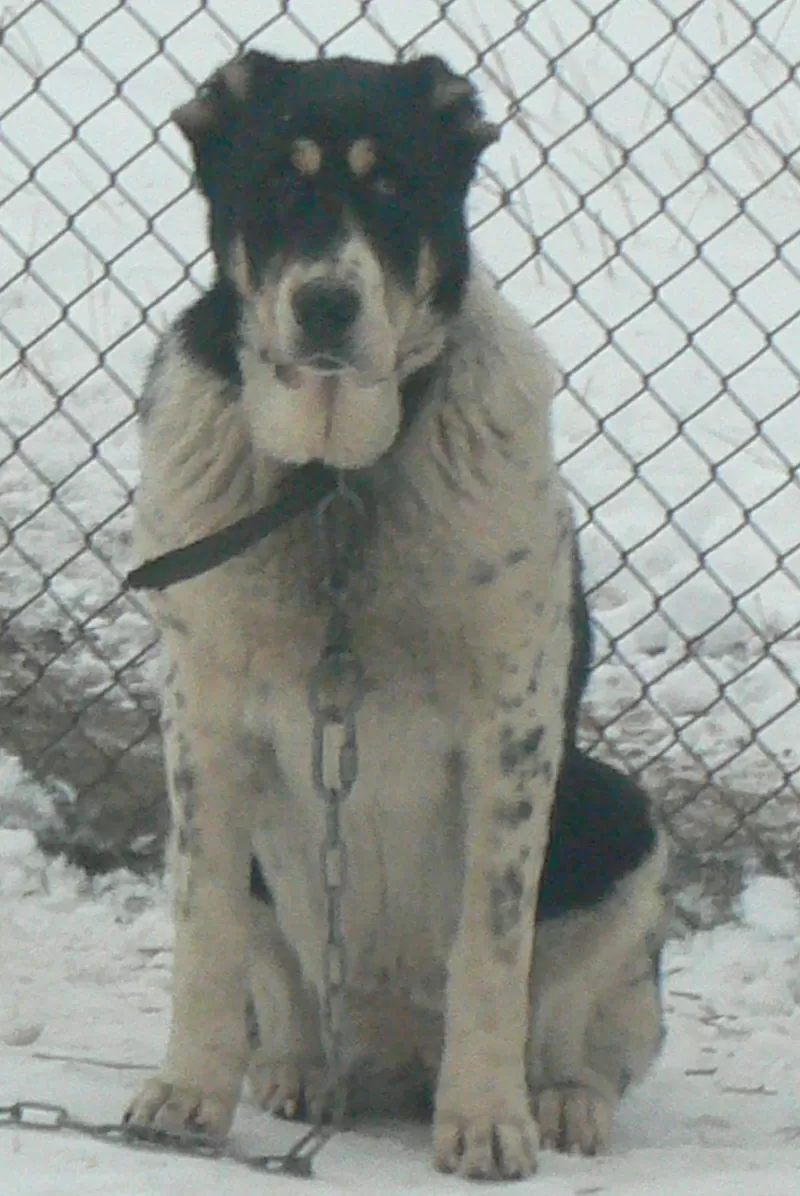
[{"left": 125, "top": 52, "right": 668, "bottom": 1180}]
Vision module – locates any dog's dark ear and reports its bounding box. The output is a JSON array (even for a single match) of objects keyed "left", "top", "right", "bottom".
[
  {"left": 173, "top": 58, "right": 251, "bottom": 148},
  {"left": 412, "top": 56, "right": 500, "bottom": 156},
  {"left": 172, "top": 51, "right": 283, "bottom": 194}
]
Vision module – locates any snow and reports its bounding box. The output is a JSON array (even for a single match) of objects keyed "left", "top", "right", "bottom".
[
  {"left": 1, "top": 828, "right": 799, "bottom": 1193},
  {"left": 2, "top": 0, "right": 800, "bottom": 1190}
]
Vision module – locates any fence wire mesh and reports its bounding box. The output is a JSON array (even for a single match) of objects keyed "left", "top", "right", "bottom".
[{"left": 1, "top": 0, "right": 799, "bottom": 911}]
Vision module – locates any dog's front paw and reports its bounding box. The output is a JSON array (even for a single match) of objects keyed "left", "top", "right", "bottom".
[
  {"left": 124, "top": 1077, "right": 237, "bottom": 1141},
  {"left": 534, "top": 1084, "right": 613, "bottom": 1156},
  {"left": 247, "top": 1051, "right": 331, "bottom": 1122},
  {"left": 433, "top": 1091, "right": 538, "bottom": 1180}
]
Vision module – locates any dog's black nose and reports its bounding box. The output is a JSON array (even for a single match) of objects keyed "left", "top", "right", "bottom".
[{"left": 292, "top": 281, "right": 361, "bottom": 348}]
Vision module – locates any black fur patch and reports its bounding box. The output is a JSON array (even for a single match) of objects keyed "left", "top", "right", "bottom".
[
  {"left": 250, "top": 856, "right": 273, "bottom": 904},
  {"left": 494, "top": 799, "right": 533, "bottom": 826},
  {"left": 505, "top": 547, "right": 531, "bottom": 566},
  {"left": 499, "top": 726, "right": 544, "bottom": 776},
  {"left": 469, "top": 560, "right": 498, "bottom": 586},
  {"left": 536, "top": 749, "right": 657, "bottom": 921},
  {"left": 177, "top": 279, "right": 243, "bottom": 387},
  {"left": 489, "top": 865, "right": 525, "bottom": 937}
]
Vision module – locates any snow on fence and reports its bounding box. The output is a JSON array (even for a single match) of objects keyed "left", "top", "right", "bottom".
[{"left": 1, "top": 0, "right": 799, "bottom": 907}]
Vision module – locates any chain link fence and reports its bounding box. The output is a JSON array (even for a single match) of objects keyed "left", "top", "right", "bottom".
[{"left": 1, "top": 0, "right": 799, "bottom": 914}]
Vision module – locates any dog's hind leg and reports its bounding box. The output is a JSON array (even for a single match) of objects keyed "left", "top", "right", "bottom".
[
  {"left": 527, "top": 834, "right": 669, "bottom": 1155},
  {"left": 246, "top": 875, "right": 328, "bottom": 1122},
  {"left": 125, "top": 648, "right": 255, "bottom": 1140}
]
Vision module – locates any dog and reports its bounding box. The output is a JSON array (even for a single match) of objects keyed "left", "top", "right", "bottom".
[{"left": 124, "top": 51, "right": 669, "bottom": 1181}]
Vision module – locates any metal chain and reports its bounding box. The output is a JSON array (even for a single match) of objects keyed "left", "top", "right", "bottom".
[
  {"left": 308, "top": 472, "right": 367, "bottom": 1129},
  {"left": 0, "top": 1101, "right": 324, "bottom": 1177},
  {"left": 2, "top": 474, "right": 367, "bottom": 1177}
]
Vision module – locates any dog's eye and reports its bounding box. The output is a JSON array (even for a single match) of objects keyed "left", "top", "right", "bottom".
[{"left": 370, "top": 175, "right": 398, "bottom": 198}]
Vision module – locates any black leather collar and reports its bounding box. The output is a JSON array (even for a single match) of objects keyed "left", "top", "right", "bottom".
[{"left": 125, "top": 462, "right": 337, "bottom": 591}]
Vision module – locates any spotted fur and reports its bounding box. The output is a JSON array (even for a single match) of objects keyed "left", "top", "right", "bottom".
[{"left": 124, "top": 51, "right": 668, "bottom": 1181}]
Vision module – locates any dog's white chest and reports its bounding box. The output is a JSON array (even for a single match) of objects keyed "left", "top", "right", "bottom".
[{"left": 249, "top": 682, "right": 464, "bottom": 995}]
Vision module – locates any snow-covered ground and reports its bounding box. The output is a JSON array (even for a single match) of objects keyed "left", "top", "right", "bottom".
[{"left": 2, "top": 828, "right": 800, "bottom": 1194}]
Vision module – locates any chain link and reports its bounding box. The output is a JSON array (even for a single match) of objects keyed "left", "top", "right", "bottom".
[{"left": 308, "top": 472, "right": 367, "bottom": 1129}]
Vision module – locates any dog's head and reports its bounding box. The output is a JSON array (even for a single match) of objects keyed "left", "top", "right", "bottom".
[{"left": 174, "top": 52, "right": 497, "bottom": 467}]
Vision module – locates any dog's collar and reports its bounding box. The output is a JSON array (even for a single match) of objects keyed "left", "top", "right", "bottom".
[{"left": 125, "top": 462, "right": 338, "bottom": 592}]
